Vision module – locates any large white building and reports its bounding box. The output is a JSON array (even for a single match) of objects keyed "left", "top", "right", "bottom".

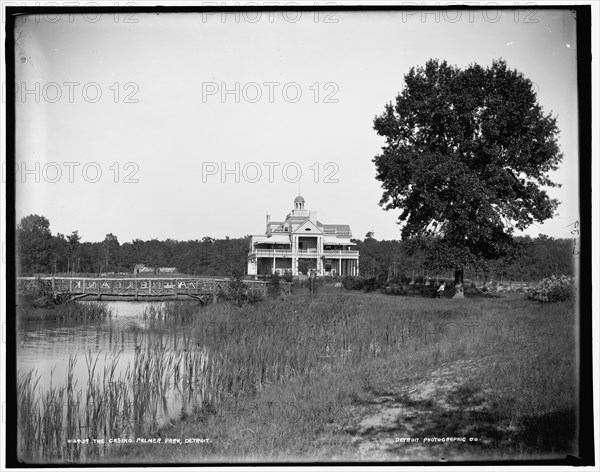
[{"left": 247, "top": 196, "right": 359, "bottom": 277}]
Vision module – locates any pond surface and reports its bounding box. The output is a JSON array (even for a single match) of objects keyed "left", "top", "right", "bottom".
[{"left": 17, "top": 302, "right": 200, "bottom": 418}]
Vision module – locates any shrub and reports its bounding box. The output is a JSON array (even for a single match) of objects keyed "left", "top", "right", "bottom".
[
  {"left": 18, "top": 278, "right": 71, "bottom": 308},
  {"left": 399, "top": 274, "right": 412, "bottom": 284},
  {"left": 384, "top": 284, "right": 406, "bottom": 296},
  {"left": 363, "top": 276, "right": 382, "bottom": 292},
  {"left": 526, "top": 275, "right": 574, "bottom": 303},
  {"left": 267, "top": 273, "right": 281, "bottom": 298},
  {"left": 246, "top": 291, "right": 264, "bottom": 304},
  {"left": 220, "top": 268, "right": 249, "bottom": 307},
  {"left": 341, "top": 276, "right": 365, "bottom": 291}
]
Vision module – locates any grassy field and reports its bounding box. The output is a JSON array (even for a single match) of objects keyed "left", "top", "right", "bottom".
[
  {"left": 17, "top": 287, "right": 577, "bottom": 463},
  {"left": 101, "top": 288, "right": 576, "bottom": 463}
]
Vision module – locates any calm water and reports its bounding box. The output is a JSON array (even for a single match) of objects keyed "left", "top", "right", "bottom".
[{"left": 17, "top": 302, "right": 196, "bottom": 409}]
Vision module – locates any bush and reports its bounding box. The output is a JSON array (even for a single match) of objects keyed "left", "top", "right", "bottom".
[
  {"left": 526, "top": 275, "right": 574, "bottom": 303},
  {"left": 341, "top": 276, "right": 365, "bottom": 291},
  {"left": 383, "top": 284, "right": 407, "bottom": 296},
  {"left": 267, "top": 273, "right": 281, "bottom": 298},
  {"left": 246, "top": 291, "right": 264, "bottom": 304},
  {"left": 219, "top": 269, "right": 249, "bottom": 307},
  {"left": 18, "top": 278, "right": 71, "bottom": 308},
  {"left": 363, "top": 276, "right": 383, "bottom": 292},
  {"left": 399, "top": 274, "right": 412, "bottom": 285}
]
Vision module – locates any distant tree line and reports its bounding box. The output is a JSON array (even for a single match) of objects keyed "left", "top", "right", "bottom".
[
  {"left": 16, "top": 214, "right": 250, "bottom": 276},
  {"left": 353, "top": 233, "right": 573, "bottom": 283},
  {"left": 16, "top": 214, "right": 573, "bottom": 281}
]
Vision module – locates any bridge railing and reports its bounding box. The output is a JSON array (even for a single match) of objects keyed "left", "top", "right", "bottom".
[{"left": 17, "top": 277, "right": 291, "bottom": 297}]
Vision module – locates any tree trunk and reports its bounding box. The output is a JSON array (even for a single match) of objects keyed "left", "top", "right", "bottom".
[{"left": 453, "top": 267, "right": 464, "bottom": 298}]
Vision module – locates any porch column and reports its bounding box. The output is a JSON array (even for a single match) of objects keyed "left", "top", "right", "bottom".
[{"left": 292, "top": 237, "right": 298, "bottom": 275}]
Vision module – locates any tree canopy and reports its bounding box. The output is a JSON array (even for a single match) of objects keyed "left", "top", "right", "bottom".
[
  {"left": 16, "top": 214, "right": 250, "bottom": 276},
  {"left": 351, "top": 234, "right": 572, "bottom": 283},
  {"left": 16, "top": 214, "right": 53, "bottom": 273},
  {"left": 373, "top": 59, "right": 563, "bottom": 272}
]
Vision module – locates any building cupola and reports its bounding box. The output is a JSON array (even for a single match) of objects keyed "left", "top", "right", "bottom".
[{"left": 294, "top": 195, "right": 305, "bottom": 210}]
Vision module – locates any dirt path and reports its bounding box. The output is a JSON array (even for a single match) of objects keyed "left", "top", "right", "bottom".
[{"left": 320, "top": 359, "right": 508, "bottom": 461}]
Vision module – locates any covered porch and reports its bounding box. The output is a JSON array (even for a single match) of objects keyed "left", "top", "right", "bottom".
[{"left": 323, "top": 258, "right": 359, "bottom": 276}]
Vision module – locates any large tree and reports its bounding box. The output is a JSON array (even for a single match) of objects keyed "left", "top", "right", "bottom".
[
  {"left": 67, "top": 230, "right": 81, "bottom": 274},
  {"left": 373, "top": 59, "right": 563, "bottom": 294},
  {"left": 101, "top": 233, "right": 120, "bottom": 273},
  {"left": 17, "top": 214, "right": 53, "bottom": 274}
]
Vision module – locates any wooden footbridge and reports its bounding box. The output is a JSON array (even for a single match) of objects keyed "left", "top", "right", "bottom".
[{"left": 17, "top": 276, "right": 291, "bottom": 303}]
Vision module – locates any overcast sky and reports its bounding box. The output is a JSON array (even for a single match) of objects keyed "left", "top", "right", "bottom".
[{"left": 13, "top": 6, "right": 580, "bottom": 243}]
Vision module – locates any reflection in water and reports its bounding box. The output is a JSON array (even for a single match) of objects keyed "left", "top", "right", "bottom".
[
  {"left": 17, "top": 302, "right": 201, "bottom": 422},
  {"left": 19, "top": 303, "right": 157, "bottom": 384},
  {"left": 18, "top": 299, "right": 329, "bottom": 462},
  {"left": 17, "top": 298, "right": 223, "bottom": 463}
]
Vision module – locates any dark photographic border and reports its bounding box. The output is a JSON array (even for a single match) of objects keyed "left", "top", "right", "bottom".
[{"left": 3, "top": 3, "right": 593, "bottom": 468}]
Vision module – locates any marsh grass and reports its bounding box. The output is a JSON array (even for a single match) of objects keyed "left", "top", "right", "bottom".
[
  {"left": 17, "top": 290, "right": 576, "bottom": 462},
  {"left": 141, "top": 302, "right": 199, "bottom": 323},
  {"left": 18, "top": 301, "right": 113, "bottom": 322}
]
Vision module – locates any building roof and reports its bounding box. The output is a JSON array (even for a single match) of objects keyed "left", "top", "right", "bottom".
[
  {"left": 293, "top": 219, "right": 323, "bottom": 235},
  {"left": 254, "top": 196, "right": 353, "bottom": 240},
  {"left": 323, "top": 236, "right": 356, "bottom": 245},
  {"left": 323, "top": 224, "right": 352, "bottom": 236},
  {"left": 255, "top": 234, "right": 292, "bottom": 245}
]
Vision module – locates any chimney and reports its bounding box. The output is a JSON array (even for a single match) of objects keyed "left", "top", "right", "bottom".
[
  {"left": 309, "top": 211, "right": 317, "bottom": 223},
  {"left": 266, "top": 213, "right": 271, "bottom": 234}
]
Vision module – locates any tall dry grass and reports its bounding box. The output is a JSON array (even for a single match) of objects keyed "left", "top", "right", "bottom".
[{"left": 17, "top": 291, "right": 576, "bottom": 462}]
